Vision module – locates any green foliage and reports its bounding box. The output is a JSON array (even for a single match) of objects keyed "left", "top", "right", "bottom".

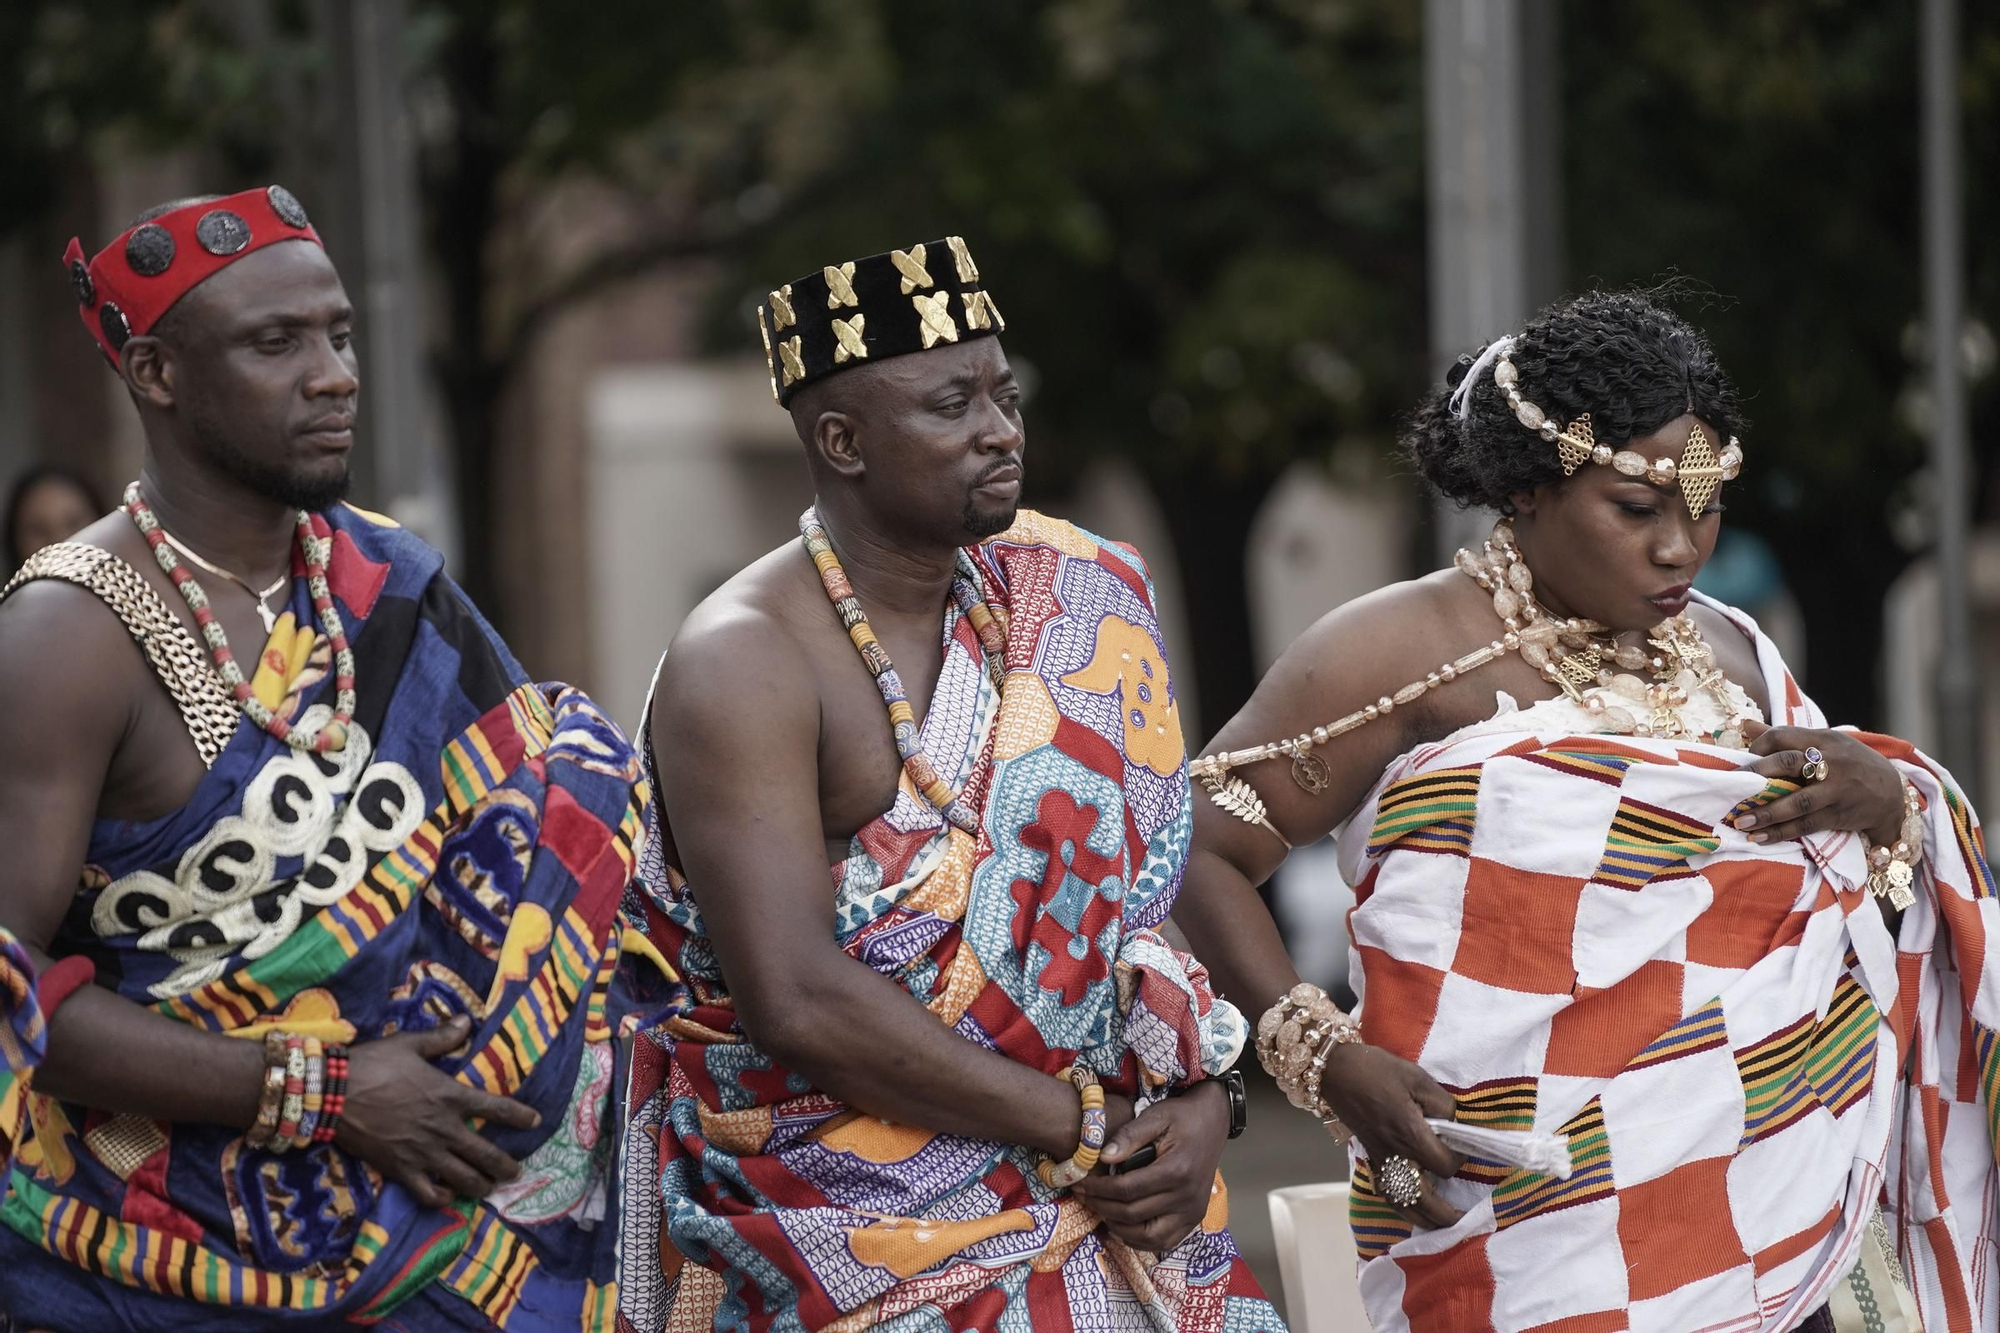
[
  {"left": 9, "top": 0, "right": 1993, "bottom": 726},
  {"left": 1563, "top": 0, "right": 2000, "bottom": 722},
  {"left": 0, "top": 2, "right": 303, "bottom": 235},
  {"left": 699, "top": 0, "right": 1432, "bottom": 493}
]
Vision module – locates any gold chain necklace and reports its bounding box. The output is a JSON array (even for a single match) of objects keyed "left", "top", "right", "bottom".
[{"left": 158, "top": 530, "right": 289, "bottom": 634}]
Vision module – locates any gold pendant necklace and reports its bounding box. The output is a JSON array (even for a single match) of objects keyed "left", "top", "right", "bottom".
[{"left": 159, "top": 530, "right": 288, "bottom": 634}]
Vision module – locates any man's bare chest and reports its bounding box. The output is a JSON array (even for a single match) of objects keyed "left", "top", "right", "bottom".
[{"left": 810, "top": 624, "right": 950, "bottom": 853}]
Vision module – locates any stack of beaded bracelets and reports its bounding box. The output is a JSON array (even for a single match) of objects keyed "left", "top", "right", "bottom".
[
  {"left": 1255, "top": 983, "right": 1363, "bottom": 1143},
  {"left": 1866, "top": 782, "right": 1926, "bottom": 912},
  {"left": 247, "top": 1032, "right": 350, "bottom": 1152},
  {"left": 1037, "top": 1066, "right": 1107, "bottom": 1188}
]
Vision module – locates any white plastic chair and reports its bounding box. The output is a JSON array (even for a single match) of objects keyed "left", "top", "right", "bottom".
[{"left": 1267, "top": 1182, "right": 1373, "bottom": 1332}]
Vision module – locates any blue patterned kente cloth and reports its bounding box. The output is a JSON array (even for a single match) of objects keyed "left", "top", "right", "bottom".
[{"left": 0, "top": 505, "right": 656, "bottom": 1330}]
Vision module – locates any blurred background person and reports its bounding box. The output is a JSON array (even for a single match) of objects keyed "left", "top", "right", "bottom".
[{"left": 5, "top": 464, "right": 103, "bottom": 569}]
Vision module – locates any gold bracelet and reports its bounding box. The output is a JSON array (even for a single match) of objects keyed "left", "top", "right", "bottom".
[{"left": 1866, "top": 782, "right": 1924, "bottom": 911}]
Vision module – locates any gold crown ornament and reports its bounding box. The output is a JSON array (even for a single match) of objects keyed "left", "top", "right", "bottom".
[{"left": 1489, "top": 352, "right": 1743, "bottom": 519}]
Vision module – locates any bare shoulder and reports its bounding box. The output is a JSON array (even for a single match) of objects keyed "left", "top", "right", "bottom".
[
  {"left": 0, "top": 563, "right": 142, "bottom": 768},
  {"left": 1685, "top": 599, "right": 1759, "bottom": 657},
  {"left": 1268, "top": 568, "right": 1482, "bottom": 696},
  {"left": 0, "top": 536, "right": 152, "bottom": 689},
  {"left": 67, "top": 509, "right": 152, "bottom": 562},
  {"left": 653, "top": 544, "right": 819, "bottom": 729}
]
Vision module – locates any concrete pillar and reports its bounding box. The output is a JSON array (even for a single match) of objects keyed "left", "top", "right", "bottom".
[
  {"left": 1423, "top": 0, "right": 1563, "bottom": 559},
  {"left": 321, "top": 0, "right": 456, "bottom": 559}
]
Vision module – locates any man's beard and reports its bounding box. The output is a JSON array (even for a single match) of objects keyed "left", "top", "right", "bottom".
[
  {"left": 188, "top": 404, "right": 353, "bottom": 512},
  {"left": 960, "top": 495, "right": 1017, "bottom": 540}
]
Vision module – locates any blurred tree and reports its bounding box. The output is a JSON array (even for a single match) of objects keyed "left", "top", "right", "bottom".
[
  {"left": 7, "top": 0, "right": 1991, "bottom": 731},
  {"left": 677, "top": 0, "right": 1435, "bottom": 733},
  {"left": 0, "top": 3, "right": 275, "bottom": 237},
  {"left": 1563, "top": 0, "right": 2000, "bottom": 727}
]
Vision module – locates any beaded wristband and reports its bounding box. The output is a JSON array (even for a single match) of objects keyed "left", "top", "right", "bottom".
[
  {"left": 275, "top": 1034, "right": 307, "bottom": 1146},
  {"left": 313, "top": 1045, "right": 350, "bottom": 1146},
  {"left": 294, "top": 1037, "right": 325, "bottom": 1150},
  {"left": 1255, "top": 983, "right": 1362, "bottom": 1144},
  {"left": 1037, "top": 1067, "right": 1107, "bottom": 1189}
]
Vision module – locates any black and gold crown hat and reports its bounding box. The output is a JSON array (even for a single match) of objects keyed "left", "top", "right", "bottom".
[{"left": 757, "top": 236, "right": 1005, "bottom": 407}]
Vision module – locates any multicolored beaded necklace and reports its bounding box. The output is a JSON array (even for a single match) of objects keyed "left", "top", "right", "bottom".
[
  {"left": 799, "top": 507, "right": 1006, "bottom": 833},
  {"left": 124, "top": 482, "right": 356, "bottom": 753}
]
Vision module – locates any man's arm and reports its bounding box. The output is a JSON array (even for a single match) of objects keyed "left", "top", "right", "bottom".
[
  {"left": 0, "top": 582, "right": 268, "bottom": 1122},
  {"left": 653, "top": 612, "right": 1103, "bottom": 1159},
  {"left": 0, "top": 584, "right": 537, "bottom": 1208}
]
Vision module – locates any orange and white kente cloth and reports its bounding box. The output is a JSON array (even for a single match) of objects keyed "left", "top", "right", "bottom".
[{"left": 1337, "top": 594, "right": 1998, "bottom": 1333}]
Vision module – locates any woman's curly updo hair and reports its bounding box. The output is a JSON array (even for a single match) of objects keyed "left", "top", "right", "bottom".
[{"left": 1407, "top": 290, "right": 1743, "bottom": 512}]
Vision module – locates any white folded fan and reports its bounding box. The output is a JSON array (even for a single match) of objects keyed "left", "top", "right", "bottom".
[{"left": 1354, "top": 1120, "right": 1572, "bottom": 1179}]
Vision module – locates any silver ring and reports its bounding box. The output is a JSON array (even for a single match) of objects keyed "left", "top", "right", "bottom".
[
  {"left": 1801, "top": 746, "right": 1828, "bottom": 783},
  {"left": 1378, "top": 1154, "right": 1424, "bottom": 1208}
]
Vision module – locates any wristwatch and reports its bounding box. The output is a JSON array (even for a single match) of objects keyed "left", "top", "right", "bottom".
[{"left": 1221, "top": 1068, "right": 1247, "bottom": 1139}]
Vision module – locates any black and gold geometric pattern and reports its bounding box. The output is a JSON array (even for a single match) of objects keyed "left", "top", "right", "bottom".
[{"left": 756, "top": 236, "right": 1004, "bottom": 406}]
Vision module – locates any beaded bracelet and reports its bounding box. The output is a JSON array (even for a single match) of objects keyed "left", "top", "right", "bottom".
[
  {"left": 293, "top": 1036, "right": 325, "bottom": 1150},
  {"left": 245, "top": 1031, "right": 290, "bottom": 1149},
  {"left": 274, "top": 1034, "right": 308, "bottom": 1146},
  {"left": 1037, "top": 1066, "right": 1107, "bottom": 1189},
  {"left": 244, "top": 1031, "right": 350, "bottom": 1153},
  {"left": 1867, "top": 782, "right": 1926, "bottom": 911},
  {"left": 313, "top": 1045, "right": 350, "bottom": 1146},
  {"left": 1255, "top": 983, "right": 1362, "bottom": 1144}
]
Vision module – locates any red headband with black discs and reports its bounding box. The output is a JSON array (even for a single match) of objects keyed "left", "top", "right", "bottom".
[{"left": 63, "top": 184, "right": 323, "bottom": 368}]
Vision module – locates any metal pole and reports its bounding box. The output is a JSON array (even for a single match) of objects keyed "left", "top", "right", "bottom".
[
  {"left": 346, "top": 0, "right": 458, "bottom": 563},
  {"left": 1921, "top": 0, "right": 1981, "bottom": 801},
  {"left": 1424, "top": 0, "right": 1563, "bottom": 564}
]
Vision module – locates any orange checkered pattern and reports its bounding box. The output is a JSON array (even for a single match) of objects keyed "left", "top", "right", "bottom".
[{"left": 1339, "top": 598, "right": 2000, "bottom": 1333}]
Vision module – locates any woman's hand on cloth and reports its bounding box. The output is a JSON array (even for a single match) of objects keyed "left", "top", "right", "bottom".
[
  {"left": 1321, "top": 1042, "right": 1467, "bottom": 1229},
  {"left": 338, "top": 1014, "right": 539, "bottom": 1209},
  {"left": 1734, "top": 722, "right": 1907, "bottom": 847},
  {"left": 1071, "top": 1079, "right": 1229, "bottom": 1252}
]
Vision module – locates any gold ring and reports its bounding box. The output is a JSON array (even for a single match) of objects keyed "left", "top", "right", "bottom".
[{"left": 1801, "top": 746, "right": 1828, "bottom": 783}]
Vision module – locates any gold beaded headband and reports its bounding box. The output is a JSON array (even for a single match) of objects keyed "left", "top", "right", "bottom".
[{"left": 1492, "top": 353, "right": 1743, "bottom": 519}]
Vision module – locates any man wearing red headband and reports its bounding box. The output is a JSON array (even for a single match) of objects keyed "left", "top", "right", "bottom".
[{"left": 0, "top": 188, "right": 664, "bottom": 1330}]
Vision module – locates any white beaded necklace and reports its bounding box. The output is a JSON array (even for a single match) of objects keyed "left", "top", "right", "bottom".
[
  {"left": 1192, "top": 520, "right": 1745, "bottom": 847},
  {"left": 1459, "top": 521, "right": 1746, "bottom": 748}
]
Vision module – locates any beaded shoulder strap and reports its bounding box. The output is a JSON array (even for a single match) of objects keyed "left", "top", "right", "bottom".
[{"left": 2, "top": 542, "right": 240, "bottom": 768}]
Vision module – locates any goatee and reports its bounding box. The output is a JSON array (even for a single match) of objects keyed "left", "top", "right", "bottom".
[
  {"left": 961, "top": 498, "right": 1017, "bottom": 540},
  {"left": 187, "top": 404, "right": 354, "bottom": 512}
]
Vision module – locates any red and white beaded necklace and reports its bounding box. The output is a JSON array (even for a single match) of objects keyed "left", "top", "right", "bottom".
[{"left": 123, "top": 482, "right": 356, "bottom": 753}]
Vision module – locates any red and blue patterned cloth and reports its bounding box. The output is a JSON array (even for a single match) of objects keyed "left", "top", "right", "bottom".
[{"left": 619, "top": 513, "right": 1281, "bottom": 1332}]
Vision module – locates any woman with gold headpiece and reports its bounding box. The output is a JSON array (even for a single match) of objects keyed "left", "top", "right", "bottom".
[{"left": 1175, "top": 291, "right": 1980, "bottom": 1332}]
